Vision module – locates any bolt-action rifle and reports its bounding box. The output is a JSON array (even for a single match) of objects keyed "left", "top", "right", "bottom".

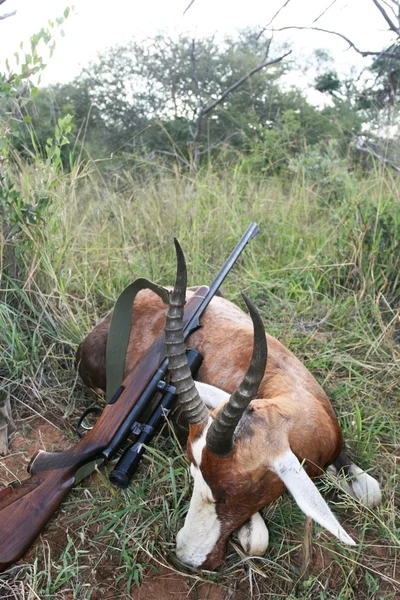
[{"left": 0, "top": 223, "right": 259, "bottom": 571}]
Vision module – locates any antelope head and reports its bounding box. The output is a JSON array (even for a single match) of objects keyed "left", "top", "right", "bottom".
[{"left": 165, "top": 240, "right": 355, "bottom": 569}]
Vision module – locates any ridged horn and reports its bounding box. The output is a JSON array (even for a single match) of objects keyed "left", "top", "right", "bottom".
[
  {"left": 164, "top": 239, "right": 209, "bottom": 425},
  {"left": 206, "top": 293, "right": 267, "bottom": 457}
]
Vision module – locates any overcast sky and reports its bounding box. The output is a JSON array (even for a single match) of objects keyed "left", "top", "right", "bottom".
[{"left": 0, "top": 0, "right": 397, "bottom": 86}]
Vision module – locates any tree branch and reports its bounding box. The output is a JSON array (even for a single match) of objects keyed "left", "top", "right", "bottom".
[
  {"left": 256, "top": 0, "right": 293, "bottom": 38},
  {"left": 271, "top": 1, "right": 400, "bottom": 62},
  {"left": 357, "top": 139, "right": 400, "bottom": 172},
  {"left": 380, "top": 0, "right": 400, "bottom": 21},
  {"left": 183, "top": 0, "right": 196, "bottom": 15},
  {"left": 371, "top": 0, "right": 400, "bottom": 34},
  {"left": 202, "top": 50, "right": 291, "bottom": 117},
  {"left": 313, "top": 0, "right": 339, "bottom": 24},
  {"left": 271, "top": 26, "right": 399, "bottom": 59},
  {"left": 188, "top": 41, "right": 290, "bottom": 172},
  {"left": 0, "top": 0, "right": 15, "bottom": 20},
  {"left": 0, "top": 10, "right": 16, "bottom": 20},
  {"left": 154, "top": 149, "right": 191, "bottom": 168}
]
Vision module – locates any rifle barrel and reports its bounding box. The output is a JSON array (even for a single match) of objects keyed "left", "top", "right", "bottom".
[{"left": 183, "top": 222, "right": 259, "bottom": 336}]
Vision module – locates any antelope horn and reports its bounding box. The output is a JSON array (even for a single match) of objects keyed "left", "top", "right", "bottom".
[
  {"left": 164, "top": 239, "right": 209, "bottom": 425},
  {"left": 206, "top": 294, "right": 267, "bottom": 457}
]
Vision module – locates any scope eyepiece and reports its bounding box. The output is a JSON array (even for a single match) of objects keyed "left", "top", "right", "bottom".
[{"left": 109, "top": 442, "right": 143, "bottom": 489}]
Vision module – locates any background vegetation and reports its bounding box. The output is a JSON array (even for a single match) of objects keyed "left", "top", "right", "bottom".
[{"left": 0, "top": 3, "right": 399, "bottom": 599}]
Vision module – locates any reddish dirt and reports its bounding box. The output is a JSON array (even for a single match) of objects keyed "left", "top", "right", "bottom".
[
  {"left": 129, "top": 565, "right": 247, "bottom": 600},
  {"left": 0, "top": 416, "right": 72, "bottom": 487}
]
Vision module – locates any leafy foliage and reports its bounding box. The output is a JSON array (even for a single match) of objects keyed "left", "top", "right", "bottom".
[
  {"left": 9, "top": 29, "right": 366, "bottom": 174},
  {"left": 0, "top": 9, "right": 72, "bottom": 281},
  {"left": 359, "top": 44, "right": 400, "bottom": 112}
]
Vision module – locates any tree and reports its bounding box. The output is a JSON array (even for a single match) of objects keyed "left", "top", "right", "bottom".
[
  {"left": 78, "top": 29, "right": 292, "bottom": 166},
  {"left": 3, "top": 28, "right": 367, "bottom": 173},
  {"left": 275, "top": 1, "right": 400, "bottom": 120}
]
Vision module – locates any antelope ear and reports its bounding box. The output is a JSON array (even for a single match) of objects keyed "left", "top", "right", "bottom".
[
  {"left": 271, "top": 449, "right": 356, "bottom": 546},
  {"left": 194, "top": 382, "right": 230, "bottom": 409}
]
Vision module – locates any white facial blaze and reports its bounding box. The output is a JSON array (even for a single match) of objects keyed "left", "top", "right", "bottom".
[
  {"left": 271, "top": 449, "right": 356, "bottom": 546},
  {"left": 176, "top": 424, "right": 221, "bottom": 568}
]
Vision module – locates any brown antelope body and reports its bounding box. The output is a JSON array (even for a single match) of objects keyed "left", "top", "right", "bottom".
[{"left": 76, "top": 244, "right": 381, "bottom": 569}]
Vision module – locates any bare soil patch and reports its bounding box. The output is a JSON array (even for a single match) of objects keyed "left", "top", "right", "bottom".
[{"left": 0, "top": 416, "right": 71, "bottom": 486}]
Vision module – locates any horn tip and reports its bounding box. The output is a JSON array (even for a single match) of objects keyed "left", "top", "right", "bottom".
[
  {"left": 173, "top": 238, "right": 186, "bottom": 268},
  {"left": 173, "top": 237, "right": 182, "bottom": 252},
  {"left": 241, "top": 291, "right": 250, "bottom": 305},
  {"left": 241, "top": 292, "right": 258, "bottom": 317}
]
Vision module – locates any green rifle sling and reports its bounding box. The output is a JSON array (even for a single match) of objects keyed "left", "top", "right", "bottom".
[{"left": 105, "top": 278, "right": 170, "bottom": 402}]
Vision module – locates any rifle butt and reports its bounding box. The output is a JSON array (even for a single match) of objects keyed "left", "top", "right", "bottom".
[{"left": 0, "top": 468, "right": 75, "bottom": 571}]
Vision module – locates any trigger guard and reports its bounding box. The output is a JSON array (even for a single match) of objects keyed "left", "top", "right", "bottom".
[{"left": 76, "top": 406, "right": 103, "bottom": 438}]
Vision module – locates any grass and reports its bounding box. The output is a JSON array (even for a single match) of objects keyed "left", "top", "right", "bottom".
[{"left": 0, "top": 154, "right": 399, "bottom": 599}]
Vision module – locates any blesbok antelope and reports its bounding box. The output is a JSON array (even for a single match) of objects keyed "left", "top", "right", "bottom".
[{"left": 76, "top": 242, "right": 381, "bottom": 569}]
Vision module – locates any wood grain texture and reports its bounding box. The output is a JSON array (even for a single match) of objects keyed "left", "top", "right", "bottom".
[{"left": 0, "top": 468, "right": 75, "bottom": 569}]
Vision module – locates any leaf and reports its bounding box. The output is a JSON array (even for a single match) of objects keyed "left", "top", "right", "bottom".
[{"left": 354, "top": 402, "right": 363, "bottom": 438}]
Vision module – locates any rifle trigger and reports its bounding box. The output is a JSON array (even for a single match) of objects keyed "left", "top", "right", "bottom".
[{"left": 76, "top": 406, "right": 103, "bottom": 438}]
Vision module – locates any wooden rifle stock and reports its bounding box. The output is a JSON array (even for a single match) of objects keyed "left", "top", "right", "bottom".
[
  {"left": 0, "top": 287, "right": 209, "bottom": 571},
  {"left": 0, "top": 469, "right": 76, "bottom": 571}
]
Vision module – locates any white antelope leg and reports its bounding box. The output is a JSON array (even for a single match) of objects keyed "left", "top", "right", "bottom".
[
  {"left": 327, "top": 463, "right": 382, "bottom": 508},
  {"left": 237, "top": 512, "right": 269, "bottom": 556}
]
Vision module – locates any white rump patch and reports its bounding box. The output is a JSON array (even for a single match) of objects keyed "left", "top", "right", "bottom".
[
  {"left": 271, "top": 450, "right": 356, "bottom": 546},
  {"left": 327, "top": 463, "right": 382, "bottom": 508},
  {"left": 237, "top": 512, "right": 269, "bottom": 556},
  {"left": 194, "top": 381, "right": 229, "bottom": 409}
]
